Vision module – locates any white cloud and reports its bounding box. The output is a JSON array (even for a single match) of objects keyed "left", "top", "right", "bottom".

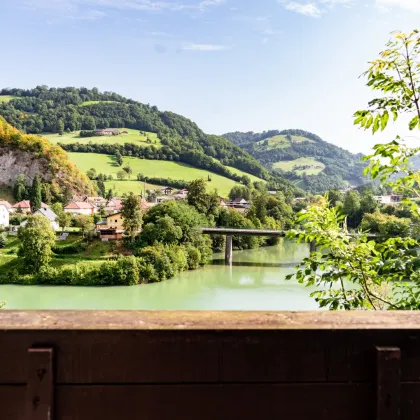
[
  {"left": 182, "top": 43, "right": 232, "bottom": 51},
  {"left": 376, "top": 0, "right": 420, "bottom": 13},
  {"left": 283, "top": 2, "right": 322, "bottom": 17}
]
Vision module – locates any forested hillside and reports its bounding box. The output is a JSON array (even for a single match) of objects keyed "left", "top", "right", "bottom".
[
  {"left": 0, "top": 87, "right": 269, "bottom": 180},
  {"left": 223, "top": 129, "right": 366, "bottom": 193}
]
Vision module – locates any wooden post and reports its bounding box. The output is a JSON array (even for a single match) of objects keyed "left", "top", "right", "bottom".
[
  {"left": 376, "top": 346, "right": 401, "bottom": 420},
  {"left": 225, "top": 236, "right": 233, "bottom": 265},
  {"left": 26, "top": 348, "right": 54, "bottom": 420}
]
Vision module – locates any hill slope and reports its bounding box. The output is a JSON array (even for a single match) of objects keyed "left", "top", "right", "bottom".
[
  {"left": 0, "top": 86, "right": 297, "bottom": 196},
  {"left": 0, "top": 117, "right": 94, "bottom": 200},
  {"left": 223, "top": 129, "right": 366, "bottom": 193}
]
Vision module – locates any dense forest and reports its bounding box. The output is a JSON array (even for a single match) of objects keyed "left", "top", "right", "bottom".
[
  {"left": 0, "top": 87, "right": 271, "bottom": 182},
  {"left": 223, "top": 129, "right": 366, "bottom": 193}
]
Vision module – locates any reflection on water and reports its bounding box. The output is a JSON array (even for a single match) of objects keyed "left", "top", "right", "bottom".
[{"left": 0, "top": 239, "right": 321, "bottom": 310}]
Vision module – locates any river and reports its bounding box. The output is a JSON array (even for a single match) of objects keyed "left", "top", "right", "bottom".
[{"left": 0, "top": 239, "right": 321, "bottom": 310}]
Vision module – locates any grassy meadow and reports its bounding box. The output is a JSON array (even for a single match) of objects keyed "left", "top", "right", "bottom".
[
  {"left": 44, "top": 128, "right": 161, "bottom": 147},
  {"left": 273, "top": 157, "right": 325, "bottom": 175},
  {"left": 79, "top": 100, "right": 118, "bottom": 106},
  {"left": 68, "top": 152, "right": 251, "bottom": 197},
  {"left": 254, "top": 134, "right": 314, "bottom": 152},
  {"left": 0, "top": 95, "right": 17, "bottom": 103}
]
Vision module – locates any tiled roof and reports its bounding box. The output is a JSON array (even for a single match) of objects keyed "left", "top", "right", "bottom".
[
  {"left": 65, "top": 201, "right": 95, "bottom": 210},
  {"left": 0, "top": 200, "right": 11, "bottom": 208},
  {"left": 12, "top": 200, "right": 49, "bottom": 209}
]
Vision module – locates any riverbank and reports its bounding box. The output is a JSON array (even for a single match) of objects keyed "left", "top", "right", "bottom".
[{"left": 0, "top": 241, "right": 316, "bottom": 310}]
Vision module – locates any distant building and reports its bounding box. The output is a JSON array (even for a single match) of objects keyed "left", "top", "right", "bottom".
[
  {"left": 85, "top": 196, "right": 108, "bottom": 209},
  {"left": 161, "top": 187, "right": 173, "bottom": 196},
  {"left": 0, "top": 204, "right": 9, "bottom": 227},
  {"left": 0, "top": 200, "right": 12, "bottom": 212},
  {"left": 64, "top": 201, "right": 96, "bottom": 215},
  {"left": 105, "top": 198, "right": 123, "bottom": 214},
  {"left": 21, "top": 208, "right": 59, "bottom": 231},
  {"left": 95, "top": 129, "right": 120, "bottom": 136},
  {"left": 172, "top": 189, "right": 188, "bottom": 200},
  {"left": 228, "top": 198, "right": 251, "bottom": 208},
  {"left": 96, "top": 212, "right": 124, "bottom": 240},
  {"left": 374, "top": 195, "right": 403, "bottom": 205},
  {"left": 11, "top": 200, "right": 49, "bottom": 214}
]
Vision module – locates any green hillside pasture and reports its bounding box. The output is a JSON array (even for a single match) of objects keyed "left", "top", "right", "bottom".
[
  {"left": 69, "top": 153, "right": 248, "bottom": 197},
  {"left": 44, "top": 128, "right": 161, "bottom": 147},
  {"left": 225, "top": 166, "right": 266, "bottom": 185},
  {"left": 255, "top": 135, "right": 314, "bottom": 151},
  {"left": 79, "top": 100, "right": 119, "bottom": 106},
  {"left": 104, "top": 181, "right": 166, "bottom": 196},
  {"left": 273, "top": 157, "right": 325, "bottom": 175},
  {"left": 0, "top": 95, "right": 17, "bottom": 103}
]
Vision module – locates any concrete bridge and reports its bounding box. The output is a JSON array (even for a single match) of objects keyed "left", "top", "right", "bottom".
[{"left": 200, "top": 227, "right": 316, "bottom": 264}]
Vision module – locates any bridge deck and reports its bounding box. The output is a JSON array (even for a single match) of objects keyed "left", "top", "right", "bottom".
[{"left": 201, "top": 228, "right": 286, "bottom": 237}]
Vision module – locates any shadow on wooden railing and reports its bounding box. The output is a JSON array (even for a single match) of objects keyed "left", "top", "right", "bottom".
[{"left": 1, "top": 311, "right": 419, "bottom": 419}]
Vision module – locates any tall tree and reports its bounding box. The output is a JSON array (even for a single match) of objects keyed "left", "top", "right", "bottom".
[
  {"left": 97, "top": 180, "right": 106, "bottom": 197},
  {"left": 14, "top": 174, "right": 27, "bottom": 202},
  {"left": 18, "top": 215, "right": 56, "bottom": 273},
  {"left": 121, "top": 192, "right": 143, "bottom": 242},
  {"left": 30, "top": 174, "right": 42, "bottom": 212}
]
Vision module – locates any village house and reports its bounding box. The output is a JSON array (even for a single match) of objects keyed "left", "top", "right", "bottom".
[
  {"left": 161, "top": 187, "right": 173, "bottom": 196},
  {"left": 64, "top": 201, "right": 96, "bottom": 216},
  {"left": 374, "top": 194, "right": 404, "bottom": 205},
  {"left": 95, "top": 129, "right": 120, "bottom": 136},
  {"left": 228, "top": 198, "right": 251, "bottom": 209},
  {"left": 21, "top": 208, "right": 59, "bottom": 231},
  {"left": 172, "top": 189, "right": 188, "bottom": 200},
  {"left": 0, "top": 204, "right": 10, "bottom": 228},
  {"left": 96, "top": 212, "right": 124, "bottom": 240},
  {"left": 0, "top": 200, "right": 12, "bottom": 212},
  {"left": 85, "top": 196, "right": 108, "bottom": 210},
  {"left": 11, "top": 200, "right": 49, "bottom": 214},
  {"left": 105, "top": 198, "right": 123, "bottom": 214}
]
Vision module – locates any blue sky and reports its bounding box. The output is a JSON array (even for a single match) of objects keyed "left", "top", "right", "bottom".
[{"left": 1, "top": 0, "right": 420, "bottom": 153}]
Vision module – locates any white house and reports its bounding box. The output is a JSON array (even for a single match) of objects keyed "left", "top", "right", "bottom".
[
  {"left": 21, "top": 208, "right": 59, "bottom": 231},
  {"left": 0, "top": 204, "right": 10, "bottom": 228},
  {"left": 64, "top": 201, "right": 96, "bottom": 215},
  {"left": 374, "top": 195, "right": 403, "bottom": 205}
]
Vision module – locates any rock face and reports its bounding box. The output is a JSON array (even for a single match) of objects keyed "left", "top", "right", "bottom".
[{"left": 0, "top": 148, "right": 51, "bottom": 187}]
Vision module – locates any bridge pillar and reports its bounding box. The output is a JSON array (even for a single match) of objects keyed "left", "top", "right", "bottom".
[
  {"left": 225, "top": 236, "right": 233, "bottom": 265},
  {"left": 309, "top": 240, "right": 317, "bottom": 253}
]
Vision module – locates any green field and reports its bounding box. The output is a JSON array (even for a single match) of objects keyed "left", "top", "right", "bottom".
[
  {"left": 225, "top": 166, "right": 266, "bottom": 185},
  {"left": 104, "top": 180, "right": 168, "bottom": 196},
  {"left": 43, "top": 128, "right": 161, "bottom": 147},
  {"left": 254, "top": 134, "right": 314, "bottom": 151},
  {"left": 79, "top": 100, "right": 119, "bottom": 106},
  {"left": 0, "top": 95, "right": 17, "bottom": 103},
  {"left": 273, "top": 157, "right": 325, "bottom": 175},
  {"left": 68, "top": 153, "right": 254, "bottom": 197}
]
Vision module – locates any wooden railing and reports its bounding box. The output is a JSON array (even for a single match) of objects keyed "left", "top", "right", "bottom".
[{"left": 1, "top": 311, "right": 420, "bottom": 419}]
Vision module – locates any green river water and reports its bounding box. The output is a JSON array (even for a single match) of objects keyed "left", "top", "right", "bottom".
[{"left": 0, "top": 239, "right": 320, "bottom": 310}]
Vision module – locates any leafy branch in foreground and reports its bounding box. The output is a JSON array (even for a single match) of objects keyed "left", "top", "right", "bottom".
[
  {"left": 286, "top": 205, "right": 420, "bottom": 310},
  {"left": 287, "top": 30, "right": 420, "bottom": 310}
]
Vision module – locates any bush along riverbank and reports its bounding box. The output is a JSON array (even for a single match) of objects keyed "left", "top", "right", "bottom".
[{"left": 0, "top": 179, "right": 296, "bottom": 286}]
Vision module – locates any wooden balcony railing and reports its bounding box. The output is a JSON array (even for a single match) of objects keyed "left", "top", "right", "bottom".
[{"left": 1, "top": 311, "right": 420, "bottom": 419}]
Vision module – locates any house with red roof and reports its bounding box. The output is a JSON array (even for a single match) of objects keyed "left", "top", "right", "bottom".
[
  {"left": 11, "top": 200, "right": 49, "bottom": 214},
  {"left": 105, "top": 198, "right": 123, "bottom": 214},
  {"left": 64, "top": 201, "right": 97, "bottom": 216},
  {"left": 0, "top": 200, "right": 12, "bottom": 211}
]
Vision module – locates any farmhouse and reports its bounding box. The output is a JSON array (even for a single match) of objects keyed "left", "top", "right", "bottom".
[
  {"left": 0, "top": 204, "right": 9, "bottom": 227},
  {"left": 374, "top": 194, "right": 403, "bottom": 205},
  {"left": 21, "top": 208, "right": 59, "bottom": 231},
  {"left": 64, "top": 201, "right": 96, "bottom": 215},
  {"left": 11, "top": 200, "right": 49, "bottom": 214},
  {"left": 105, "top": 198, "right": 123, "bottom": 214},
  {"left": 96, "top": 212, "right": 124, "bottom": 240},
  {"left": 0, "top": 200, "right": 12, "bottom": 211},
  {"left": 95, "top": 129, "right": 120, "bottom": 136}
]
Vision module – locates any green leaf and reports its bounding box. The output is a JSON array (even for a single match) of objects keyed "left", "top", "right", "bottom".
[
  {"left": 365, "top": 115, "right": 374, "bottom": 129},
  {"left": 409, "top": 115, "right": 419, "bottom": 130},
  {"left": 381, "top": 111, "right": 389, "bottom": 131},
  {"left": 373, "top": 115, "right": 381, "bottom": 133}
]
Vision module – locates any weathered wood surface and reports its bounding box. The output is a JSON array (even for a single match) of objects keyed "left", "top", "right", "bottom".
[
  {"left": 3, "top": 310, "right": 420, "bottom": 330},
  {"left": 0, "top": 311, "right": 420, "bottom": 419}
]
